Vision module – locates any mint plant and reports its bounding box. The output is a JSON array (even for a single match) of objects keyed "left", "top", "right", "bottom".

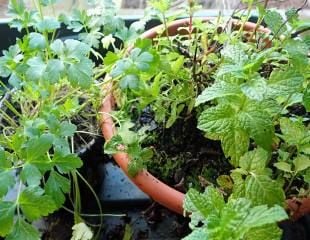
[{"left": 102, "top": 0, "right": 309, "bottom": 239}]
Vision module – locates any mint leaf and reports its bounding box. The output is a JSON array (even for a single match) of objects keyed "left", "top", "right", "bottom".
[
  {"left": 238, "top": 102, "right": 274, "bottom": 151},
  {"left": 267, "top": 69, "right": 304, "bottom": 100},
  {"left": 197, "top": 104, "right": 236, "bottom": 135},
  {"left": 279, "top": 118, "right": 309, "bottom": 154},
  {"left": 0, "top": 170, "right": 15, "bottom": 197},
  {"left": 184, "top": 187, "right": 224, "bottom": 219},
  {"left": 52, "top": 151, "right": 82, "bottom": 173},
  {"left": 293, "top": 155, "right": 310, "bottom": 172},
  {"left": 222, "top": 128, "right": 249, "bottom": 167},
  {"left": 239, "top": 148, "right": 269, "bottom": 173},
  {"left": 28, "top": 33, "right": 46, "bottom": 50},
  {"left": 245, "top": 174, "right": 285, "bottom": 206},
  {"left": 19, "top": 187, "right": 57, "bottom": 221},
  {"left": 244, "top": 224, "right": 283, "bottom": 240},
  {"left": 43, "top": 59, "right": 65, "bottom": 83},
  {"left": 221, "top": 44, "right": 248, "bottom": 65},
  {"left": 20, "top": 164, "right": 41, "bottom": 186},
  {"left": 45, "top": 171, "right": 70, "bottom": 208},
  {"left": 195, "top": 81, "right": 241, "bottom": 106},
  {"left": 304, "top": 88, "right": 310, "bottom": 111},
  {"left": 67, "top": 58, "right": 93, "bottom": 89},
  {"left": 0, "top": 201, "right": 15, "bottom": 237},
  {"left": 6, "top": 218, "right": 40, "bottom": 240},
  {"left": 241, "top": 76, "right": 267, "bottom": 101},
  {"left": 274, "top": 162, "right": 292, "bottom": 173}
]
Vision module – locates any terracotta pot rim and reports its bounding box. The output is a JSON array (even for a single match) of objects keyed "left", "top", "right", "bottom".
[{"left": 100, "top": 17, "right": 309, "bottom": 218}]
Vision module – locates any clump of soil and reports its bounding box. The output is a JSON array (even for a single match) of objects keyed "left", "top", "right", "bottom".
[{"left": 141, "top": 112, "right": 232, "bottom": 192}]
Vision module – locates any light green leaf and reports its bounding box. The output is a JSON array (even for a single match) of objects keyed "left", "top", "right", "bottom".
[
  {"left": 50, "top": 39, "right": 64, "bottom": 55},
  {"left": 64, "top": 39, "right": 91, "bottom": 59},
  {"left": 0, "top": 170, "right": 15, "bottom": 197},
  {"left": 239, "top": 148, "right": 269, "bottom": 173},
  {"left": 0, "top": 147, "right": 11, "bottom": 169},
  {"left": 238, "top": 102, "right": 274, "bottom": 150},
  {"left": 294, "top": 155, "right": 310, "bottom": 172},
  {"left": 241, "top": 76, "right": 267, "bottom": 101},
  {"left": 6, "top": 218, "right": 40, "bottom": 240},
  {"left": 244, "top": 224, "right": 283, "bottom": 240},
  {"left": 28, "top": 32, "right": 46, "bottom": 50},
  {"left": 19, "top": 187, "right": 57, "bottom": 221},
  {"left": 20, "top": 164, "right": 41, "bottom": 186},
  {"left": 195, "top": 81, "right": 241, "bottom": 106},
  {"left": 120, "top": 74, "right": 139, "bottom": 89},
  {"left": 43, "top": 59, "right": 65, "bottom": 83},
  {"left": 303, "top": 88, "right": 310, "bottom": 112},
  {"left": 274, "top": 162, "right": 292, "bottom": 172},
  {"left": 71, "top": 222, "right": 93, "bottom": 240},
  {"left": 0, "top": 201, "right": 15, "bottom": 237},
  {"left": 267, "top": 70, "right": 304, "bottom": 100},
  {"left": 45, "top": 171, "right": 70, "bottom": 208},
  {"left": 59, "top": 122, "right": 77, "bottom": 137},
  {"left": 221, "top": 128, "right": 249, "bottom": 167},
  {"left": 26, "top": 57, "right": 46, "bottom": 80},
  {"left": 67, "top": 58, "right": 93, "bottom": 89},
  {"left": 264, "top": 10, "right": 286, "bottom": 35},
  {"left": 52, "top": 151, "right": 82, "bottom": 173},
  {"left": 245, "top": 174, "right": 285, "bottom": 206},
  {"left": 35, "top": 17, "right": 60, "bottom": 32},
  {"left": 221, "top": 44, "right": 248, "bottom": 65},
  {"left": 197, "top": 104, "right": 236, "bottom": 135},
  {"left": 245, "top": 205, "right": 288, "bottom": 228}
]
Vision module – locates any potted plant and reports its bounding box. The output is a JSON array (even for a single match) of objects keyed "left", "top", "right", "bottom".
[
  {"left": 0, "top": 0, "right": 139, "bottom": 238},
  {"left": 100, "top": 0, "right": 310, "bottom": 238}
]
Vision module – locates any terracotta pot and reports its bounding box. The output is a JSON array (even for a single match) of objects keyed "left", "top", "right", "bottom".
[{"left": 100, "top": 18, "right": 309, "bottom": 218}]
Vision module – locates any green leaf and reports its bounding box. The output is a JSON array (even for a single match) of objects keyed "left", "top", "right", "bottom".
[
  {"left": 26, "top": 134, "right": 53, "bottom": 162},
  {"left": 0, "top": 201, "right": 15, "bottom": 237},
  {"left": 0, "top": 147, "right": 11, "bottom": 169},
  {"left": 294, "top": 155, "right": 310, "bottom": 172},
  {"left": 26, "top": 57, "right": 46, "bottom": 81},
  {"left": 244, "top": 205, "right": 287, "bottom": 228},
  {"left": 303, "top": 88, "right": 310, "bottom": 112},
  {"left": 19, "top": 187, "right": 57, "bottom": 221},
  {"left": 279, "top": 118, "right": 309, "bottom": 153},
  {"left": 221, "top": 44, "right": 248, "bottom": 65},
  {"left": 50, "top": 39, "right": 64, "bottom": 55},
  {"left": 284, "top": 39, "right": 308, "bottom": 71},
  {"left": 67, "top": 58, "right": 93, "bottom": 89},
  {"left": 245, "top": 174, "right": 285, "bottom": 206},
  {"left": 52, "top": 151, "right": 82, "bottom": 173},
  {"left": 267, "top": 69, "right": 304, "bottom": 100},
  {"left": 0, "top": 170, "right": 15, "bottom": 197},
  {"left": 120, "top": 74, "right": 139, "bottom": 89},
  {"left": 238, "top": 102, "right": 274, "bottom": 151},
  {"left": 45, "top": 171, "right": 70, "bottom": 208},
  {"left": 20, "top": 164, "right": 42, "bottom": 186},
  {"left": 28, "top": 33, "right": 46, "bottom": 50},
  {"left": 184, "top": 187, "right": 224, "bottom": 219},
  {"left": 35, "top": 17, "right": 60, "bottom": 32},
  {"left": 59, "top": 122, "right": 77, "bottom": 137},
  {"left": 221, "top": 128, "right": 249, "bottom": 167},
  {"left": 6, "top": 218, "right": 40, "bottom": 240},
  {"left": 182, "top": 229, "right": 207, "bottom": 240},
  {"left": 104, "top": 135, "right": 124, "bottom": 155},
  {"left": 244, "top": 224, "right": 283, "bottom": 240},
  {"left": 64, "top": 39, "right": 91, "bottom": 59},
  {"left": 43, "top": 59, "right": 65, "bottom": 83},
  {"left": 241, "top": 76, "right": 267, "bottom": 101},
  {"left": 274, "top": 162, "right": 292, "bottom": 172},
  {"left": 264, "top": 10, "right": 287, "bottom": 35},
  {"left": 195, "top": 81, "right": 241, "bottom": 106},
  {"left": 127, "top": 157, "right": 145, "bottom": 177},
  {"left": 197, "top": 104, "right": 236, "bottom": 135},
  {"left": 239, "top": 148, "right": 269, "bottom": 173}
]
